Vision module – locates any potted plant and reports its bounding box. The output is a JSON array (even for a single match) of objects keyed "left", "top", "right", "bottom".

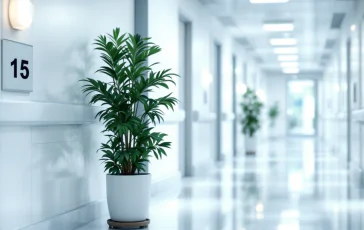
[
  {"left": 240, "top": 88, "right": 263, "bottom": 155},
  {"left": 268, "top": 102, "right": 279, "bottom": 128},
  {"left": 81, "top": 28, "right": 178, "bottom": 223}
]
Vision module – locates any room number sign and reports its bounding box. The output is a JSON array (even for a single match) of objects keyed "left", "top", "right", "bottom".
[{"left": 1, "top": 39, "right": 33, "bottom": 92}]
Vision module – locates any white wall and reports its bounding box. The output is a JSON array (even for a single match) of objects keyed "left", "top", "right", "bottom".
[
  {"left": 179, "top": 0, "right": 226, "bottom": 173},
  {"left": 257, "top": 71, "right": 269, "bottom": 138},
  {"left": 266, "top": 74, "right": 287, "bottom": 137},
  {"left": 233, "top": 43, "right": 248, "bottom": 156},
  {"left": 147, "top": 0, "right": 226, "bottom": 180},
  {"left": 211, "top": 16, "right": 235, "bottom": 163},
  {"left": 148, "top": 0, "right": 181, "bottom": 182},
  {"left": 178, "top": 0, "right": 261, "bottom": 170},
  {"left": 320, "top": 2, "right": 364, "bottom": 227},
  {"left": 232, "top": 42, "right": 267, "bottom": 152},
  {"left": 0, "top": 1, "right": 134, "bottom": 229}
]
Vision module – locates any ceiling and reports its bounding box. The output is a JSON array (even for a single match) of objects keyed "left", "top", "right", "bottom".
[{"left": 199, "top": 0, "right": 357, "bottom": 75}]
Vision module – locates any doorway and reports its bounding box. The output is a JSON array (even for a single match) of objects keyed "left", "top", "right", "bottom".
[
  {"left": 178, "top": 18, "right": 192, "bottom": 177},
  {"left": 214, "top": 43, "right": 222, "bottom": 161},
  {"left": 232, "top": 55, "right": 237, "bottom": 157},
  {"left": 286, "top": 80, "right": 317, "bottom": 136}
]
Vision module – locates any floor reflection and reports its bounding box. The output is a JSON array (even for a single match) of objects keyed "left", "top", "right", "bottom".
[{"left": 76, "top": 138, "right": 364, "bottom": 230}]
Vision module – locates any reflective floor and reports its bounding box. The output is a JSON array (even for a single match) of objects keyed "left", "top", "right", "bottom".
[{"left": 76, "top": 138, "right": 364, "bottom": 230}]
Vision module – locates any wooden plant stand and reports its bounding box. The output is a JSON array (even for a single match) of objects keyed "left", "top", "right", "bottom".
[{"left": 107, "top": 219, "right": 150, "bottom": 229}]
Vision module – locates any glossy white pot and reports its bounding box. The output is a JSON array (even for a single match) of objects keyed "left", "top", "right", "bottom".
[
  {"left": 106, "top": 174, "right": 151, "bottom": 222},
  {"left": 245, "top": 135, "right": 257, "bottom": 154}
]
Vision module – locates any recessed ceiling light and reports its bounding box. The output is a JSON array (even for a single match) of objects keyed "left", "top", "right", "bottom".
[
  {"left": 278, "top": 223, "right": 299, "bottom": 230},
  {"left": 278, "top": 55, "right": 298, "bottom": 61},
  {"left": 256, "top": 203, "right": 264, "bottom": 212},
  {"left": 263, "top": 23, "right": 294, "bottom": 31},
  {"left": 270, "top": 38, "right": 297, "bottom": 46},
  {"left": 351, "top": 24, "right": 356, "bottom": 31},
  {"left": 283, "top": 68, "right": 300, "bottom": 74},
  {"left": 274, "top": 47, "right": 298, "bottom": 54},
  {"left": 250, "top": 0, "right": 290, "bottom": 3},
  {"left": 280, "top": 62, "right": 298, "bottom": 67}
]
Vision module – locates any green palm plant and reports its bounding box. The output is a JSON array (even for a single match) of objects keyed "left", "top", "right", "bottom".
[
  {"left": 81, "top": 28, "right": 178, "bottom": 175},
  {"left": 268, "top": 102, "right": 279, "bottom": 127},
  {"left": 240, "top": 88, "right": 263, "bottom": 137}
]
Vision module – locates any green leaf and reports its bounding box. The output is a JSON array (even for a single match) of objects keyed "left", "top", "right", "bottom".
[{"left": 80, "top": 29, "right": 179, "bottom": 175}]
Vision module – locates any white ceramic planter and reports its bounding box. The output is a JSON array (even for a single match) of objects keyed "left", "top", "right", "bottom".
[
  {"left": 106, "top": 174, "right": 151, "bottom": 222},
  {"left": 245, "top": 135, "right": 257, "bottom": 154}
]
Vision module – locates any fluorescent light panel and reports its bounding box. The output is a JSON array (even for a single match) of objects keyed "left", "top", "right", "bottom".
[
  {"left": 263, "top": 23, "right": 294, "bottom": 31},
  {"left": 270, "top": 38, "right": 297, "bottom": 46},
  {"left": 280, "top": 62, "right": 298, "bottom": 67},
  {"left": 278, "top": 55, "right": 298, "bottom": 61},
  {"left": 250, "top": 0, "right": 290, "bottom": 3},
  {"left": 283, "top": 68, "right": 300, "bottom": 74},
  {"left": 274, "top": 47, "right": 298, "bottom": 54}
]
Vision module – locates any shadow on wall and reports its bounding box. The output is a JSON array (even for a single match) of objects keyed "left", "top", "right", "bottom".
[
  {"left": 42, "top": 41, "right": 96, "bottom": 104},
  {"left": 29, "top": 125, "right": 106, "bottom": 228},
  {"left": 28, "top": 41, "right": 104, "bottom": 227},
  {"left": 29, "top": 126, "right": 91, "bottom": 226}
]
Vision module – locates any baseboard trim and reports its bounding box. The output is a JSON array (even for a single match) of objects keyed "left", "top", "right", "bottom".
[
  {"left": 18, "top": 201, "right": 108, "bottom": 230},
  {"left": 19, "top": 173, "right": 183, "bottom": 230}
]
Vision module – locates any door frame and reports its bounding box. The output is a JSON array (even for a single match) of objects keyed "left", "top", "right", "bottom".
[
  {"left": 214, "top": 42, "right": 223, "bottom": 162},
  {"left": 232, "top": 55, "right": 237, "bottom": 157},
  {"left": 178, "top": 15, "right": 193, "bottom": 177}
]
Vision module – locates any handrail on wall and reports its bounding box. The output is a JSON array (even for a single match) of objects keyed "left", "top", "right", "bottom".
[{"left": 0, "top": 101, "right": 187, "bottom": 126}]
